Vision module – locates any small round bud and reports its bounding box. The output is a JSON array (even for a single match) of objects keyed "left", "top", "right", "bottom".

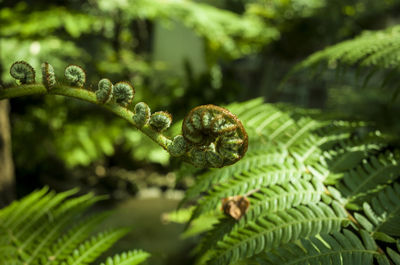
[
  {"left": 10, "top": 61, "right": 35, "bottom": 84},
  {"left": 41, "top": 62, "right": 56, "bottom": 90},
  {"left": 64, "top": 64, "right": 86, "bottom": 87},
  {"left": 149, "top": 111, "right": 172, "bottom": 132},
  {"left": 168, "top": 135, "right": 187, "bottom": 157},
  {"left": 133, "top": 102, "right": 151, "bottom": 127},
  {"left": 113, "top": 82, "right": 135, "bottom": 107},
  {"left": 96, "top": 78, "right": 113, "bottom": 103}
]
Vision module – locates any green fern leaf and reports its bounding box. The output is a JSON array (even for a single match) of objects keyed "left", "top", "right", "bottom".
[
  {"left": 181, "top": 149, "right": 287, "bottom": 206},
  {"left": 293, "top": 25, "right": 400, "bottom": 72},
  {"left": 354, "top": 183, "right": 400, "bottom": 237},
  {"left": 207, "top": 202, "right": 349, "bottom": 265},
  {"left": 100, "top": 250, "right": 150, "bottom": 265},
  {"left": 337, "top": 150, "right": 400, "bottom": 207},
  {"left": 191, "top": 162, "right": 306, "bottom": 221},
  {"left": 41, "top": 212, "right": 112, "bottom": 264},
  {"left": 63, "top": 228, "right": 131, "bottom": 265},
  {"left": 254, "top": 229, "right": 385, "bottom": 265}
]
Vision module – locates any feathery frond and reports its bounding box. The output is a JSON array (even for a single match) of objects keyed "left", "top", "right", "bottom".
[
  {"left": 0, "top": 188, "right": 149, "bottom": 265},
  {"left": 254, "top": 229, "right": 387, "bottom": 265}
]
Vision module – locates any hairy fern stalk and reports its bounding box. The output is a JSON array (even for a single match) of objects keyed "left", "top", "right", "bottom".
[
  {"left": 2, "top": 61, "right": 249, "bottom": 169},
  {"left": 0, "top": 188, "right": 150, "bottom": 265},
  {"left": 178, "top": 98, "right": 400, "bottom": 265}
]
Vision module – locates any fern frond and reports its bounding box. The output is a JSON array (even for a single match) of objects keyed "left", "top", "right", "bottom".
[
  {"left": 387, "top": 247, "right": 400, "bottom": 265},
  {"left": 100, "top": 250, "right": 150, "bottom": 265},
  {"left": 190, "top": 162, "right": 306, "bottom": 220},
  {"left": 207, "top": 202, "right": 349, "bottom": 265},
  {"left": 0, "top": 186, "right": 49, "bottom": 227},
  {"left": 41, "top": 212, "right": 112, "bottom": 264},
  {"left": 15, "top": 188, "right": 78, "bottom": 238},
  {"left": 242, "top": 179, "right": 324, "bottom": 223},
  {"left": 13, "top": 192, "right": 105, "bottom": 262},
  {"left": 0, "top": 188, "right": 144, "bottom": 265},
  {"left": 254, "top": 229, "right": 386, "bottom": 265},
  {"left": 293, "top": 25, "right": 400, "bottom": 72},
  {"left": 354, "top": 183, "right": 400, "bottom": 238},
  {"left": 64, "top": 228, "right": 131, "bottom": 265},
  {"left": 195, "top": 179, "right": 324, "bottom": 257},
  {"left": 180, "top": 149, "right": 287, "bottom": 205},
  {"left": 336, "top": 150, "right": 400, "bottom": 207}
]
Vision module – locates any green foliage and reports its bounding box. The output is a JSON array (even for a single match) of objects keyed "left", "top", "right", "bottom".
[
  {"left": 96, "top": 0, "right": 279, "bottom": 59},
  {"left": 0, "top": 187, "right": 149, "bottom": 265},
  {"left": 0, "top": 0, "right": 280, "bottom": 174},
  {"left": 100, "top": 250, "right": 150, "bottom": 265},
  {"left": 293, "top": 25, "right": 400, "bottom": 71},
  {"left": 286, "top": 24, "right": 400, "bottom": 136},
  {"left": 179, "top": 98, "right": 400, "bottom": 264},
  {"left": 254, "top": 229, "right": 389, "bottom": 265}
]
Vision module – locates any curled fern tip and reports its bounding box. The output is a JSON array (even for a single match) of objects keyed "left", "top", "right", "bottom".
[
  {"left": 113, "top": 81, "right": 135, "bottom": 107},
  {"left": 183, "top": 105, "right": 248, "bottom": 168},
  {"left": 64, "top": 64, "right": 86, "bottom": 87},
  {"left": 10, "top": 61, "right": 36, "bottom": 84}
]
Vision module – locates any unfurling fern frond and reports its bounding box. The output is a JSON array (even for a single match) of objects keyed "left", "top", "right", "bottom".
[
  {"left": 254, "top": 229, "right": 388, "bottom": 265},
  {"left": 2, "top": 61, "right": 249, "bottom": 168},
  {"left": 183, "top": 99, "right": 400, "bottom": 265},
  {"left": 0, "top": 188, "right": 149, "bottom": 265},
  {"left": 10, "top": 61, "right": 35, "bottom": 84}
]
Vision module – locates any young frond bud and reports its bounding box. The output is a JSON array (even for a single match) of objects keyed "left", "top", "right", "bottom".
[
  {"left": 113, "top": 82, "right": 134, "bottom": 107},
  {"left": 64, "top": 64, "right": 86, "bottom": 87},
  {"left": 133, "top": 102, "right": 151, "bottom": 127},
  {"left": 149, "top": 111, "right": 172, "bottom": 132},
  {"left": 182, "top": 105, "right": 248, "bottom": 168},
  {"left": 167, "top": 135, "right": 187, "bottom": 157},
  {"left": 10, "top": 61, "right": 35, "bottom": 84},
  {"left": 41, "top": 62, "right": 56, "bottom": 90},
  {"left": 96, "top": 78, "right": 113, "bottom": 104}
]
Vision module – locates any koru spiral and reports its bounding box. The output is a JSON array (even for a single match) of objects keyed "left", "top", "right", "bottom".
[
  {"left": 7, "top": 60, "right": 249, "bottom": 168},
  {"left": 181, "top": 105, "right": 248, "bottom": 168}
]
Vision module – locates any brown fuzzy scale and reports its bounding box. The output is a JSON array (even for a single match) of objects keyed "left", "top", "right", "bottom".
[{"left": 182, "top": 104, "right": 248, "bottom": 167}]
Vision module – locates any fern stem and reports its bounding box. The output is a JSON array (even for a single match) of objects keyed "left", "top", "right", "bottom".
[
  {"left": 0, "top": 83, "right": 172, "bottom": 151},
  {"left": 324, "top": 188, "right": 395, "bottom": 265}
]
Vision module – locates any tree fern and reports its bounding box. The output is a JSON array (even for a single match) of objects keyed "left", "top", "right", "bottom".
[
  {"left": 0, "top": 188, "right": 149, "bottom": 265},
  {"left": 179, "top": 98, "right": 400, "bottom": 264}
]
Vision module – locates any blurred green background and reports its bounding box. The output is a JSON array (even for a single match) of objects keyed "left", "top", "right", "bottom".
[{"left": 1, "top": 0, "right": 400, "bottom": 264}]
